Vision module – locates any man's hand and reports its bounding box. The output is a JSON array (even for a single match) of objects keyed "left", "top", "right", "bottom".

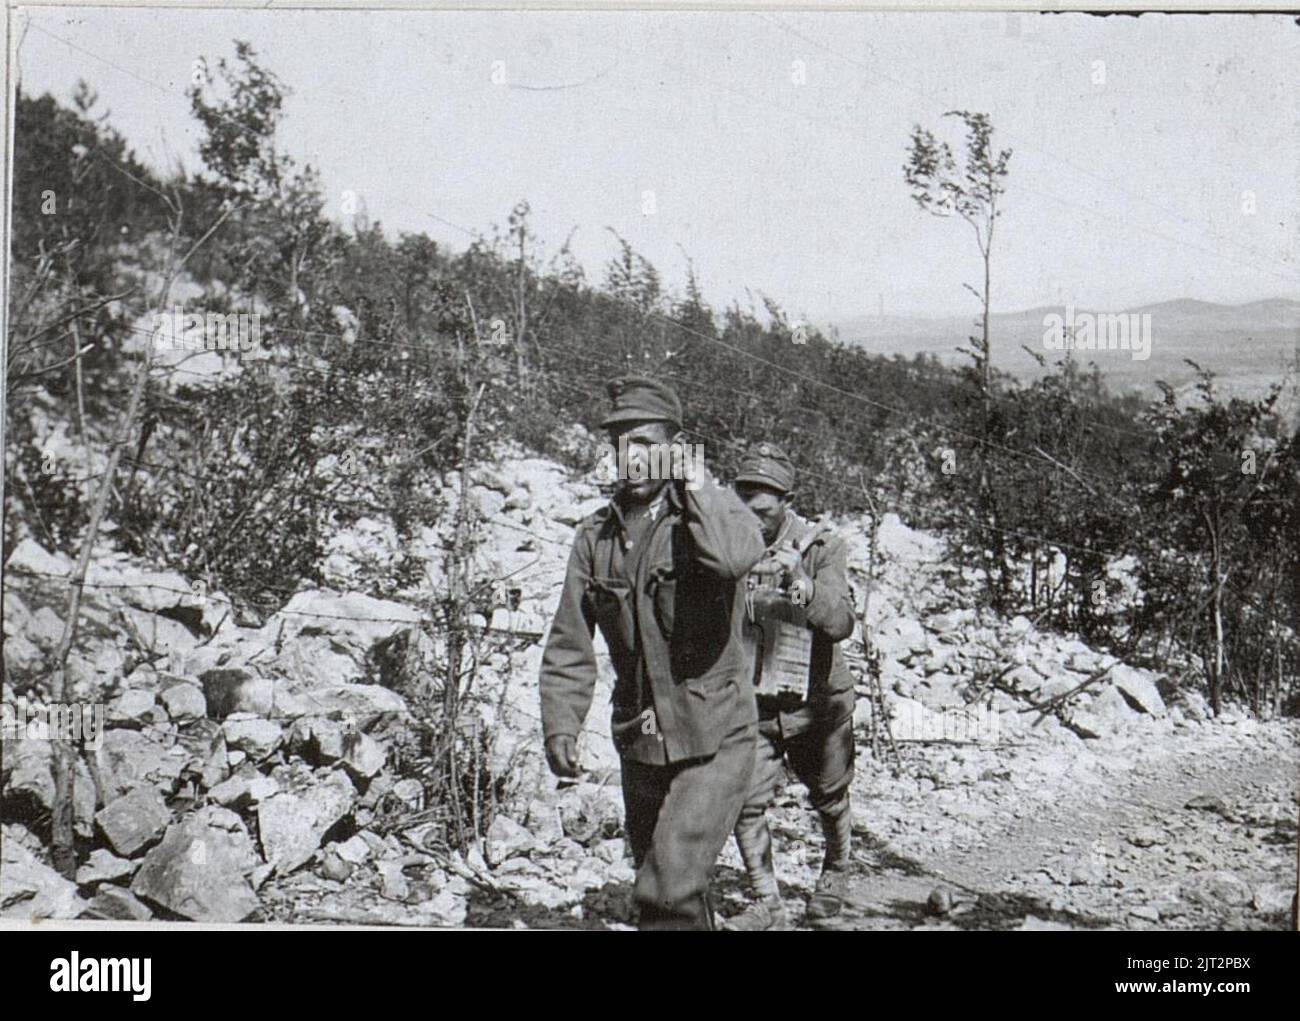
[
  {"left": 674, "top": 463, "right": 715, "bottom": 498},
  {"left": 753, "top": 544, "right": 812, "bottom": 594},
  {"left": 769, "top": 545, "right": 802, "bottom": 575},
  {"left": 544, "top": 734, "right": 581, "bottom": 778},
  {"left": 751, "top": 543, "right": 799, "bottom": 576}
]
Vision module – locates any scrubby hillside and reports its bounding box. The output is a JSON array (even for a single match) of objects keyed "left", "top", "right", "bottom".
[
  {"left": 4, "top": 45, "right": 1297, "bottom": 928},
  {"left": 4, "top": 443, "right": 1295, "bottom": 927}
]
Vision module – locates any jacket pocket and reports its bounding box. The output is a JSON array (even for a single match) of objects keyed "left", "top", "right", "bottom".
[
  {"left": 685, "top": 670, "right": 736, "bottom": 700},
  {"left": 610, "top": 710, "right": 648, "bottom": 750},
  {"left": 646, "top": 561, "right": 677, "bottom": 638},
  {"left": 587, "top": 577, "right": 630, "bottom": 638}
]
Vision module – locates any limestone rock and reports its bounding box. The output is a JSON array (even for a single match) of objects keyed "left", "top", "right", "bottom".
[
  {"left": 131, "top": 811, "right": 260, "bottom": 922},
  {"left": 1066, "top": 711, "right": 1106, "bottom": 740},
  {"left": 487, "top": 814, "right": 536, "bottom": 864},
  {"left": 1184, "top": 793, "right": 1230, "bottom": 817},
  {"left": 84, "top": 886, "right": 154, "bottom": 921},
  {"left": 258, "top": 770, "right": 356, "bottom": 874},
  {"left": 319, "top": 849, "right": 353, "bottom": 882},
  {"left": 76, "top": 848, "right": 137, "bottom": 885},
  {"left": 4, "top": 633, "right": 44, "bottom": 674},
  {"left": 3, "top": 738, "right": 97, "bottom": 835},
  {"left": 1252, "top": 883, "right": 1293, "bottom": 915},
  {"left": 927, "top": 887, "right": 952, "bottom": 915},
  {"left": 222, "top": 715, "right": 283, "bottom": 761},
  {"left": 1005, "top": 665, "right": 1045, "bottom": 695},
  {"left": 28, "top": 606, "right": 65, "bottom": 649},
  {"left": 1, "top": 841, "right": 86, "bottom": 920},
  {"left": 270, "top": 590, "right": 422, "bottom": 659},
  {"left": 1186, "top": 870, "right": 1253, "bottom": 907},
  {"left": 592, "top": 839, "right": 627, "bottom": 866},
  {"left": 390, "top": 777, "right": 425, "bottom": 811},
  {"left": 125, "top": 609, "right": 198, "bottom": 659},
  {"left": 174, "top": 718, "right": 229, "bottom": 789},
  {"left": 1068, "top": 687, "right": 1133, "bottom": 740},
  {"left": 1034, "top": 674, "right": 1083, "bottom": 704},
  {"left": 209, "top": 773, "right": 279, "bottom": 809},
  {"left": 265, "top": 634, "right": 366, "bottom": 689},
  {"left": 159, "top": 682, "right": 207, "bottom": 721},
  {"left": 95, "top": 786, "right": 172, "bottom": 857},
  {"left": 5, "top": 537, "right": 73, "bottom": 579},
  {"left": 331, "top": 834, "right": 372, "bottom": 865},
  {"left": 288, "top": 684, "right": 409, "bottom": 728},
  {"left": 1127, "top": 827, "right": 1164, "bottom": 849},
  {"left": 924, "top": 612, "right": 962, "bottom": 635},
  {"left": 377, "top": 859, "right": 410, "bottom": 900},
  {"left": 107, "top": 689, "right": 160, "bottom": 726},
  {"left": 1110, "top": 664, "right": 1166, "bottom": 718},
  {"left": 1069, "top": 860, "right": 1105, "bottom": 886},
  {"left": 94, "top": 728, "right": 187, "bottom": 800},
  {"left": 526, "top": 800, "right": 565, "bottom": 846},
  {"left": 83, "top": 562, "right": 198, "bottom": 615},
  {"left": 288, "top": 717, "right": 387, "bottom": 780}
]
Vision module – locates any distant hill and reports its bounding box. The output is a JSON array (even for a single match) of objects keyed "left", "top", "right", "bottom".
[{"left": 834, "top": 298, "right": 1300, "bottom": 417}]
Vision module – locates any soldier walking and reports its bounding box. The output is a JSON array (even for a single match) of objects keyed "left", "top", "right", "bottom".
[
  {"left": 539, "top": 377, "right": 766, "bottom": 929},
  {"left": 724, "top": 443, "right": 859, "bottom": 930}
]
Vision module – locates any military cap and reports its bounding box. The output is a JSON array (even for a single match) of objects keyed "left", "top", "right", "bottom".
[
  {"left": 600, "top": 375, "right": 683, "bottom": 429},
  {"left": 734, "top": 442, "right": 795, "bottom": 494}
]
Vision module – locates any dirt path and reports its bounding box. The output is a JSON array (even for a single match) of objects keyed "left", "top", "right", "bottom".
[{"left": 738, "top": 717, "right": 1299, "bottom": 931}]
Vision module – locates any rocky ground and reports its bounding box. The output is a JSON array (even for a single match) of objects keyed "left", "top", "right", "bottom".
[
  {"left": 2, "top": 447, "right": 1296, "bottom": 929},
  {"left": 734, "top": 710, "right": 1297, "bottom": 931}
]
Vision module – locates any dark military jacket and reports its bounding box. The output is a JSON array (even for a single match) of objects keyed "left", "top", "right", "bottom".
[{"left": 540, "top": 478, "right": 765, "bottom": 765}]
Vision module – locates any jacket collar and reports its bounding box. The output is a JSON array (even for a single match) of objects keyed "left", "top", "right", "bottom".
[
  {"left": 607, "top": 482, "right": 678, "bottom": 533},
  {"left": 767, "top": 509, "right": 805, "bottom": 552}
]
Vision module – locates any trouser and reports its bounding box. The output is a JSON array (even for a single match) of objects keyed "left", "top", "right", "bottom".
[
  {"left": 621, "top": 719, "right": 756, "bottom": 930},
  {"left": 733, "top": 701, "right": 855, "bottom": 897}
]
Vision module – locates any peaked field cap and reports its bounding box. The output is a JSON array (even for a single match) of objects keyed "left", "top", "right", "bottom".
[
  {"left": 599, "top": 375, "right": 683, "bottom": 428},
  {"left": 734, "top": 442, "right": 796, "bottom": 493}
]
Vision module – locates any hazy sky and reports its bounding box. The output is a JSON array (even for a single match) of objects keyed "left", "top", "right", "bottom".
[{"left": 17, "top": 7, "right": 1300, "bottom": 323}]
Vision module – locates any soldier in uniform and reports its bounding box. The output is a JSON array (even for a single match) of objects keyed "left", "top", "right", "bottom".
[
  {"left": 539, "top": 376, "right": 766, "bottom": 930},
  {"left": 724, "top": 443, "right": 859, "bottom": 930}
]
